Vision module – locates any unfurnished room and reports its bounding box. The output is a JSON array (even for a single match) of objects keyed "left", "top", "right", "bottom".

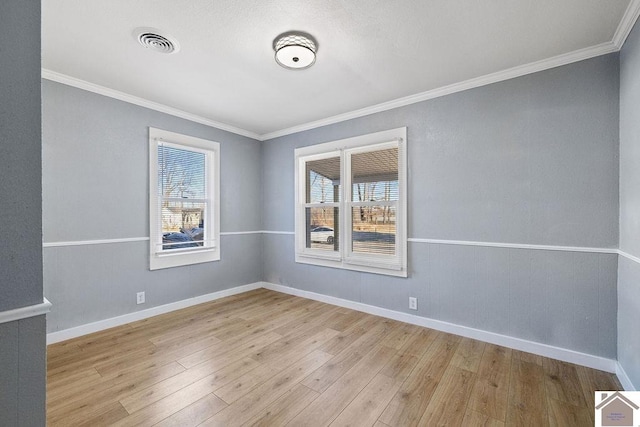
[{"left": 1, "top": 0, "right": 640, "bottom": 426}]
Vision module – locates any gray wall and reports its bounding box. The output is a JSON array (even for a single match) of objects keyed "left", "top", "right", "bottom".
[
  {"left": 0, "top": 317, "right": 47, "bottom": 426},
  {"left": 619, "top": 19, "right": 640, "bottom": 390},
  {"left": 42, "top": 80, "right": 262, "bottom": 332},
  {"left": 262, "top": 54, "right": 620, "bottom": 359},
  {"left": 0, "top": 0, "right": 43, "bottom": 312},
  {"left": 41, "top": 30, "right": 628, "bottom": 381},
  {"left": 0, "top": 0, "right": 47, "bottom": 425}
]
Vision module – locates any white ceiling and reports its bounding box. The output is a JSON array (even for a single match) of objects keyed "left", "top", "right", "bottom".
[{"left": 42, "top": 0, "right": 639, "bottom": 140}]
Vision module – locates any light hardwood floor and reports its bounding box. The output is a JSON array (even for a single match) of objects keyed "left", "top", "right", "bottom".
[{"left": 47, "top": 289, "right": 621, "bottom": 426}]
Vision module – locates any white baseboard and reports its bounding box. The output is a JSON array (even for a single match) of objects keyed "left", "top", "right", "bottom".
[
  {"left": 46, "top": 280, "right": 621, "bottom": 377},
  {"left": 46, "top": 282, "right": 263, "bottom": 344},
  {"left": 616, "top": 362, "right": 637, "bottom": 391},
  {"left": 261, "top": 282, "right": 618, "bottom": 373}
]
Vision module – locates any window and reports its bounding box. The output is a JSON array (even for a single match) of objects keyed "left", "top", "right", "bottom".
[
  {"left": 149, "top": 128, "right": 220, "bottom": 270},
  {"left": 295, "top": 127, "right": 407, "bottom": 277}
]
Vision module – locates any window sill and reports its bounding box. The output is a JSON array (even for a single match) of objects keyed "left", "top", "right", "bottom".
[
  {"left": 150, "top": 248, "right": 220, "bottom": 270},
  {"left": 295, "top": 253, "right": 408, "bottom": 278},
  {"left": 154, "top": 246, "right": 217, "bottom": 258}
]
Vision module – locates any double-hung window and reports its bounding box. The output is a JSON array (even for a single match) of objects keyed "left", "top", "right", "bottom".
[
  {"left": 149, "top": 128, "right": 220, "bottom": 270},
  {"left": 295, "top": 127, "right": 407, "bottom": 277}
]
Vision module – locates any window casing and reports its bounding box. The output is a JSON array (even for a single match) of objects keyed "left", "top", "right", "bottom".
[
  {"left": 295, "top": 128, "right": 407, "bottom": 277},
  {"left": 149, "top": 128, "right": 220, "bottom": 270}
]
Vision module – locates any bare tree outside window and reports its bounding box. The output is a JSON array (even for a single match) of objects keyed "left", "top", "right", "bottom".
[{"left": 158, "top": 145, "right": 206, "bottom": 247}]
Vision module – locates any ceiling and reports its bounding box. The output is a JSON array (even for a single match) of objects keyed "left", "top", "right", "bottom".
[{"left": 42, "top": 1, "right": 639, "bottom": 140}]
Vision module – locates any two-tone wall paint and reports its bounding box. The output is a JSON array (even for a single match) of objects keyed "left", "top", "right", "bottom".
[
  {"left": 40, "top": 24, "right": 639, "bottom": 392},
  {"left": 619, "top": 20, "right": 640, "bottom": 390},
  {"left": 0, "top": 0, "right": 47, "bottom": 424},
  {"left": 262, "top": 54, "right": 621, "bottom": 363},
  {"left": 42, "top": 80, "right": 262, "bottom": 333}
]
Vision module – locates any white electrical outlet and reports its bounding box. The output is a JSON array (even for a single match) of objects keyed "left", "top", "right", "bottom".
[
  {"left": 137, "top": 291, "right": 145, "bottom": 305},
  {"left": 409, "top": 297, "right": 417, "bottom": 310}
]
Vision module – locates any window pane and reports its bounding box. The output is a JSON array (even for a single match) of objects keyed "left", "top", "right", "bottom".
[
  {"left": 352, "top": 206, "right": 396, "bottom": 255},
  {"left": 351, "top": 148, "right": 398, "bottom": 202},
  {"left": 161, "top": 200, "right": 206, "bottom": 249},
  {"left": 158, "top": 145, "right": 206, "bottom": 199},
  {"left": 306, "top": 207, "right": 339, "bottom": 251},
  {"left": 306, "top": 156, "right": 341, "bottom": 203}
]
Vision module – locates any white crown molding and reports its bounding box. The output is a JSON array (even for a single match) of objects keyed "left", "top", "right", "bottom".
[
  {"left": 0, "top": 298, "right": 52, "bottom": 325},
  {"left": 43, "top": 0, "right": 640, "bottom": 145},
  {"left": 43, "top": 8, "right": 638, "bottom": 145},
  {"left": 613, "top": 0, "right": 640, "bottom": 48},
  {"left": 262, "top": 282, "right": 617, "bottom": 373},
  {"left": 262, "top": 1, "right": 640, "bottom": 140},
  {"left": 41, "top": 69, "right": 261, "bottom": 141},
  {"left": 261, "top": 41, "right": 618, "bottom": 141}
]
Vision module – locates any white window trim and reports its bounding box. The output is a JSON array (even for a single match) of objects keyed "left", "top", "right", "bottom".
[
  {"left": 294, "top": 127, "right": 408, "bottom": 277},
  {"left": 149, "top": 127, "right": 220, "bottom": 270}
]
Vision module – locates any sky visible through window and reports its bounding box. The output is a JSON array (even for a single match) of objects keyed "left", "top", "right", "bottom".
[
  {"left": 158, "top": 144, "right": 207, "bottom": 246},
  {"left": 158, "top": 145, "right": 206, "bottom": 199}
]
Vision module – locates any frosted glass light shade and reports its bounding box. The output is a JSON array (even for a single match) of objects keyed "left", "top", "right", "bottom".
[{"left": 273, "top": 32, "right": 317, "bottom": 69}]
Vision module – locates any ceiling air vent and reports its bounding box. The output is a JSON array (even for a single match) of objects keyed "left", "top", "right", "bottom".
[{"left": 134, "top": 27, "right": 180, "bottom": 54}]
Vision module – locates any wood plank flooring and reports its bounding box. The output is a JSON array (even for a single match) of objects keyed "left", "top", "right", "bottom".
[{"left": 47, "top": 289, "right": 622, "bottom": 426}]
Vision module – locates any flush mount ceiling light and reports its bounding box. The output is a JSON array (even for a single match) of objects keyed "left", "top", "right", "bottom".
[
  {"left": 273, "top": 31, "right": 317, "bottom": 70},
  {"left": 133, "top": 27, "right": 180, "bottom": 54}
]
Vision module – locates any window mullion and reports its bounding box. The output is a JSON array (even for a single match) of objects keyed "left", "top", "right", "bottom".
[
  {"left": 350, "top": 200, "right": 397, "bottom": 208},
  {"left": 304, "top": 202, "right": 340, "bottom": 208},
  {"left": 150, "top": 127, "right": 220, "bottom": 270},
  {"left": 163, "top": 197, "right": 208, "bottom": 203},
  {"left": 342, "top": 149, "right": 351, "bottom": 261},
  {"left": 294, "top": 127, "right": 407, "bottom": 277}
]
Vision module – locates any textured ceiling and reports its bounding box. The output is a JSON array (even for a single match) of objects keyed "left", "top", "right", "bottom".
[{"left": 42, "top": 0, "right": 637, "bottom": 139}]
